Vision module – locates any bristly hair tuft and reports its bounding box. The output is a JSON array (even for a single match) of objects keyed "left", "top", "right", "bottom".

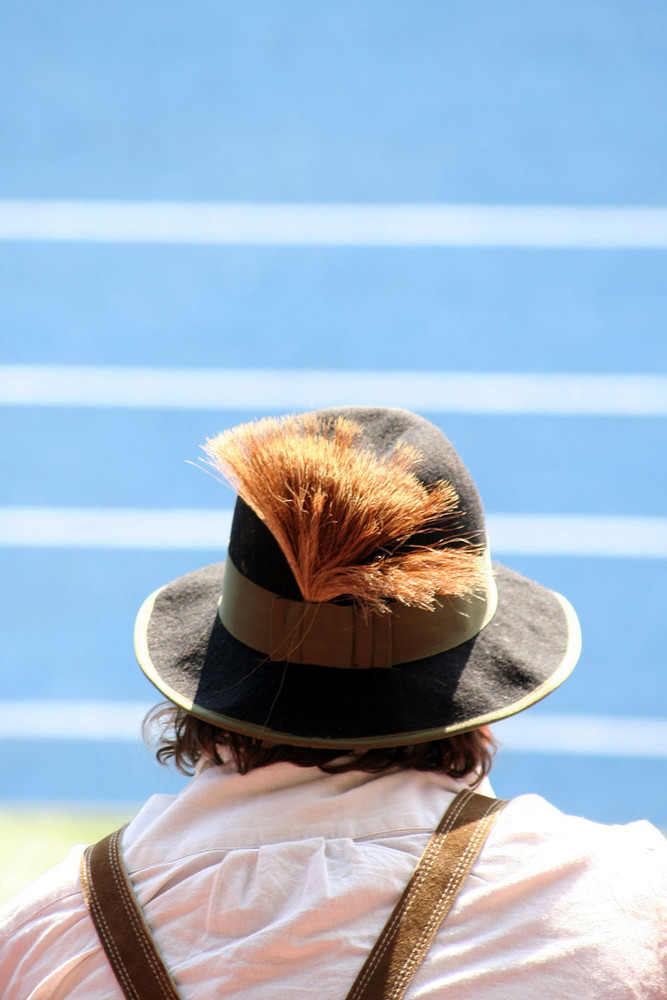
[{"left": 203, "top": 414, "right": 487, "bottom": 611}]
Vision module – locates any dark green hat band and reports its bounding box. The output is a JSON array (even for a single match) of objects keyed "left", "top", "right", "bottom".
[{"left": 218, "top": 553, "right": 498, "bottom": 669}]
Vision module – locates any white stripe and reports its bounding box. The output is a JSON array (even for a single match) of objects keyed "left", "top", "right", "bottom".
[
  {"left": 493, "top": 713, "right": 667, "bottom": 758},
  {"left": 0, "top": 702, "right": 151, "bottom": 741},
  {"left": 1, "top": 508, "right": 667, "bottom": 557},
  {"left": 488, "top": 515, "right": 667, "bottom": 557},
  {"left": 2, "top": 366, "right": 667, "bottom": 415},
  {"left": 1, "top": 201, "right": 667, "bottom": 247},
  {"left": 1, "top": 701, "right": 665, "bottom": 756},
  {"left": 0, "top": 508, "right": 233, "bottom": 550}
]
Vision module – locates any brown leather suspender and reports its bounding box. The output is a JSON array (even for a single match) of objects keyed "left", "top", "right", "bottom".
[
  {"left": 81, "top": 789, "right": 507, "bottom": 1000},
  {"left": 80, "top": 824, "right": 181, "bottom": 1000},
  {"left": 345, "top": 790, "right": 507, "bottom": 1000}
]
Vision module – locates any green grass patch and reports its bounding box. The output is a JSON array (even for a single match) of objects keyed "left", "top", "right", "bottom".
[{"left": 0, "top": 807, "right": 135, "bottom": 906}]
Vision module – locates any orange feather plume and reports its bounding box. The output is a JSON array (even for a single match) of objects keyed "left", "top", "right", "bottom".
[{"left": 203, "top": 414, "right": 487, "bottom": 611}]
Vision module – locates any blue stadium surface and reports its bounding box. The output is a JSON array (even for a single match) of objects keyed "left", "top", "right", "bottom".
[{"left": 1, "top": 1, "right": 666, "bottom": 826}]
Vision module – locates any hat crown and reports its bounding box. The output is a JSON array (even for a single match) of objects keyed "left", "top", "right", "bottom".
[{"left": 225, "top": 407, "right": 486, "bottom": 601}]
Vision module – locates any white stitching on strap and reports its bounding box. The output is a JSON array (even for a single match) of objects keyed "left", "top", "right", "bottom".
[
  {"left": 347, "top": 789, "right": 474, "bottom": 1000},
  {"left": 81, "top": 843, "right": 141, "bottom": 1000},
  {"left": 388, "top": 797, "right": 504, "bottom": 999},
  {"left": 107, "top": 830, "right": 180, "bottom": 1000}
]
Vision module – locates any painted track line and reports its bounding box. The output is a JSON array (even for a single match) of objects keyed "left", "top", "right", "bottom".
[
  {"left": 1, "top": 201, "right": 667, "bottom": 247},
  {"left": 2, "top": 366, "right": 667, "bottom": 415},
  {"left": 1, "top": 508, "right": 666, "bottom": 557},
  {"left": 0, "top": 702, "right": 150, "bottom": 741},
  {"left": 0, "top": 508, "right": 233, "bottom": 550},
  {"left": 1, "top": 701, "right": 665, "bottom": 757},
  {"left": 492, "top": 714, "right": 667, "bottom": 758}
]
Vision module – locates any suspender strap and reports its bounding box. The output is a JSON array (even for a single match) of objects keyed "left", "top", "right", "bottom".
[
  {"left": 81, "top": 789, "right": 506, "bottom": 1000},
  {"left": 80, "top": 826, "right": 182, "bottom": 1000},
  {"left": 344, "top": 789, "right": 507, "bottom": 1000}
]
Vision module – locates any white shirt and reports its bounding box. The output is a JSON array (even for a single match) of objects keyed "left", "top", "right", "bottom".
[{"left": 1, "top": 762, "right": 665, "bottom": 999}]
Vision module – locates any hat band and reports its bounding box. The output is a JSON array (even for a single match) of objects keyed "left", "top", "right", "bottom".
[{"left": 218, "top": 555, "right": 497, "bottom": 669}]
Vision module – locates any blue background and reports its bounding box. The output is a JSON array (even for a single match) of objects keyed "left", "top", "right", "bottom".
[{"left": 1, "top": 1, "right": 666, "bottom": 824}]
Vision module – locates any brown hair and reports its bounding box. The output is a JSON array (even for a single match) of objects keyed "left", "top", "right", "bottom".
[{"left": 144, "top": 704, "right": 496, "bottom": 784}]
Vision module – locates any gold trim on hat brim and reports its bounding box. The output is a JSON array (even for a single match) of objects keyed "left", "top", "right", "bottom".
[{"left": 134, "top": 583, "right": 581, "bottom": 749}]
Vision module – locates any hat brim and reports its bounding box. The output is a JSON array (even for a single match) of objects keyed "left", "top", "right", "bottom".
[{"left": 135, "top": 561, "right": 581, "bottom": 748}]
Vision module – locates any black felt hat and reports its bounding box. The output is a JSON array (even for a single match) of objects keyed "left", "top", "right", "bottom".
[{"left": 135, "top": 407, "right": 581, "bottom": 747}]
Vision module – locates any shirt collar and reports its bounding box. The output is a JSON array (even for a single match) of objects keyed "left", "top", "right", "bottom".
[{"left": 125, "top": 759, "right": 495, "bottom": 857}]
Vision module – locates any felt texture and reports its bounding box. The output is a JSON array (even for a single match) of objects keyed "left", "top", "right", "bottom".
[
  {"left": 136, "top": 407, "right": 580, "bottom": 746},
  {"left": 140, "top": 561, "right": 575, "bottom": 746}
]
